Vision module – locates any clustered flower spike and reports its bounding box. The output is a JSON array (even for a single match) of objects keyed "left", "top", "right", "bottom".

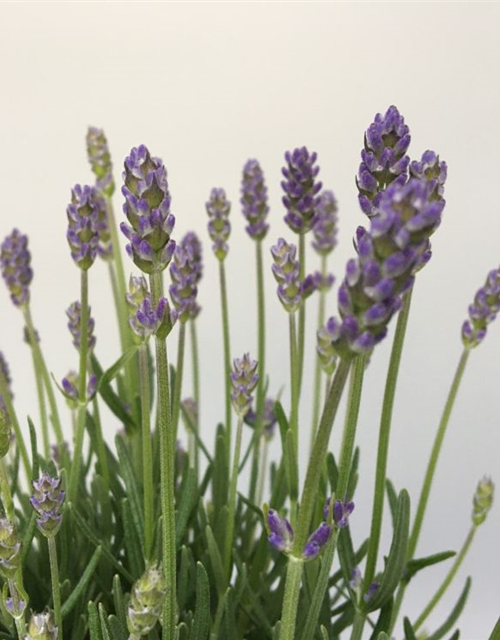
[
  {"left": 319, "top": 177, "right": 446, "bottom": 360},
  {"left": 66, "top": 301, "right": 96, "bottom": 353},
  {"left": 357, "top": 105, "right": 411, "bottom": 217},
  {"left": 0, "top": 229, "right": 33, "bottom": 307},
  {"left": 30, "top": 473, "right": 66, "bottom": 538},
  {"left": 271, "top": 238, "right": 302, "bottom": 312},
  {"left": 87, "top": 126, "right": 115, "bottom": 197},
  {"left": 245, "top": 397, "right": 277, "bottom": 439},
  {"left": 0, "top": 519, "right": 21, "bottom": 579},
  {"left": 462, "top": 267, "right": 500, "bottom": 349},
  {"left": 241, "top": 159, "right": 270, "bottom": 240},
  {"left": 169, "top": 244, "right": 199, "bottom": 323},
  {"left": 303, "top": 522, "right": 332, "bottom": 560},
  {"left": 66, "top": 185, "right": 101, "bottom": 270},
  {"left": 127, "top": 565, "right": 167, "bottom": 638},
  {"left": 121, "top": 145, "right": 175, "bottom": 274},
  {"left": 282, "top": 147, "right": 322, "bottom": 234},
  {"left": 126, "top": 276, "right": 176, "bottom": 341},
  {"left": 25, "top": 609, "right": 58, "bottom": 640},
  {"left": 230, "top": 354, "right": 259, "bottom": 417},
  {"left": 410, "top": 150, "right": 447, "bottom": 202},
  {"left": 311, "top": 190, "right": 339, "bottom": 255},
  {"left": 472, "top": 476, "right": 494, "bottom": 526},
  {"left": 180, "top": 232, "right": 203, "bottom": 284},
  {"left": 206, "top": 188, "right": 231, "bottom": 260},
  {"left": 61, "top": 371, "right": 97, "bottom": 405}
]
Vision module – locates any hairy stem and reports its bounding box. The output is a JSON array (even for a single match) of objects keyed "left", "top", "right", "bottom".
[
  {"left": 139, "top": 344, "right": 154, "bottom": 561},
  {"left": 171, "top": 322, "right": 186, "bottom": 442},
  {"left": 189, "top": 319, "right": 200, "bottom": 476},
  {"left": 310, "top": 254, "right": 327, "bottom": 450},
  {"left": 48, "top": 536, "right": 62, "bottom": 637},
  {"left": 224, "top": 414, "right": 244, "bottom": 581},
  {"left": 0, "top": 374, "right": 31, "bottom": 480},
  {"left": 219, "top": 260, "right": 232, "bottom": 457}
]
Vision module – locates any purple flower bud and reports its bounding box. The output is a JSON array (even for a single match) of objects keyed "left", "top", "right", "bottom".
[
  {"left": 87, "top": 126, "right": 115, "bottom": 197},
  {"left": 244, "top": 397, "right": 277, "bottom": 439},
  {"left": 181, "top": 398, "right": 198, "bottom": 426},
  {"left": 462, "top": 267, "right": 500, "bottom": 349},
  {"left": 5, "top": 595, "right": 26, "bottom": 619},
  {"left": 303, "top": 522, "right": 332, "bottom": 560},
  {"left": 61, "top": 371, "right": 97, "bottom": 405},
  {"left": 282, "top": 147, "right": 322, "bottom": 234},
  {"left": 267, "top": 508, "right": 294, "bottom": 553},
  {"left": 311, "top": 190, "right": 338, "bottom": 255},
  {"left": 349, "top": 566, "right": 362, "bottom": 590},
  {"left": 364, "top": 582, "right": 380, "bottom": 603},
  {"left": 121, "top": 145, "right": 175, "bottom": 273},
  {"left": 66, "top": 301, "right": 96, "bottom": 353},
  {"left": 230, "top": 353, "right": 259, "bottom": 417},
  {"left": 241, "top": 159, "right": 270, "bottom": 240},
  {"left": 0, "top": 229, "right": 33, "bottom": 307},
  {"left": 357, "top": 105, "right": 411, "bottom": 217},
  {"left": 410, "top": 150, "right": 447, "bottom": 202},
  {"left": 66, "top": 185, "right": 101, "bottom": 270},
  {"left": 333, "top": 498, "right": 355, "bottom": 528},
  {"left": 271, "top": 238, "right": 303, "bottom": 312},
  {"left": 169, "top": 244, "right": 199, "bottom": 323},
  {"left": 30, "top": 473, "right": 65, "bottom": 538},
  {"left": 129, "top": 294, "right": 177, "bottom": 342},
  {"left": 206, "top": 188, "right": 231, "bottom": 260}
]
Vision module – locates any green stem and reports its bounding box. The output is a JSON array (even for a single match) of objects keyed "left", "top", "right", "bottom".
[
  {"left": 414, "top": 525, "right": 476, "bottom": 631},
  {"left": 0, "top": 375, "right": 30, "bottom": 481},
  {"left": 224, "top": 414, "right": 244, "bottom": 581},
  {"left": 7, "top": 580, "right": 25, "bottom": 639},
  {"left": 28, "top": 345, "right": 49, "bottom": 459},
  {"left": 363, "top": 288, "right": 413, "bottom": 594},
  {"left": 289, "top": 312, "right": 300, "bottom": 454},
  {"left": 488, "top": 614, "right": 500, "bottom": 640},
  {"left": 280, "top": 557, "right": 305, "bottom": 640},
  {"left": 67, "top": 270, "right": 89, "bottom": 505},
  {"left": 149, "top": 271, "right": 176, "bottom": 640},
  {"left": 256, "top": 435, "right": 268, "bottom": 507},
  {"left": 91, "top": 397, "right": 110, "bottom": 494},
  {"left": 298, "top": 234, "right": 306, "bottom": 394},
  {"left": 48, "top": 536, "right": 62, "bottom": 637},
  {"left": 219, "top": 260, "right": 232, "bottom": 456},
  {"left": 139, "top": 344, "right": 154, "bottom": 561},
  {"left": 171, "top": 322, "right": 186, "bottom": 442},
  {"left": 0, "top": 458, "right": 15, "bottom": 520},
  {"left": 310, "top": 255, "right": 327, "bottom": 450},
  {"left": 189, "top": 319, "right": 200, "bottom": 476},
  {"left": 350, "top": 611, "right": 365, "bottom": 640}
]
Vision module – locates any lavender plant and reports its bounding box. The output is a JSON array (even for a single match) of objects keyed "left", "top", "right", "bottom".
[{"left": 0, "top": 108, "right": 497, "bottom": 640}]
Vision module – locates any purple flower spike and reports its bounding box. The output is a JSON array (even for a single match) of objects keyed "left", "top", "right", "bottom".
[
  {"left": 230, "top": 353, "right": 259, "bottom": 417},
  {"left": 271, "top": 238, "right": 303, "bottom": 312},
  {"left": 87, "top": 126, "right": 115, "bottom": 197},
  {"left": 410, "top": 150, "right": 447, "bottom": 202},
  {"left": 66, "top": 185, "right": 101, "bottom": 270},
  {"left": 311, "top": 190, "right": 339, "bottom": 255},
  {"left": 244, "top": 397, "right": 277, "bottom": 439},
  {"left": 169, "top": 244, "right": 199, "bottom": 323},
  {"left": 462, "top": 266, "right": 500, "bottom": 349},
  {"left": 121, "top": 145, "right": 175, "bottom": 274},
  {"left": 364, "top": 582, "right": 380, "bottom": 603},
  {"left": 241, "top": 159, "right": 270, "bottom": 240},
  {"left": 129, "top": 293, "right": 177, "bottom": 342},
  {"left": 30, "top": 473, "right": 65, "bottom": 538},
  {"left": 267, "top": 509, "right": 294, "bottom": 553},
  {"left": 0, "top": 229, "right": 33, "bottom": 307},
  {"left": 66, "top": 301, "right": 96, "bottom": 353},
  {"left": 206, "top": 188, "right": 231, "bottom": 260},
  {"left": 349, "top": 566, "right": 362, "bottom": 590},
  {"left": 282, "top": 147, "right": 322, "bottom": 234},
  {"left": 180, "top": 232, "right": 203, "bottom": 285},
  {"left": 62, "top": 371, "right": 97, "bottom": 405},
  {"left": 332, "top": 498, "right": 355, "bottom": 528},
  {"left": 357, "top": 105, "right": 411, "bottom": 216},
  {"left": 303, "top": 522, "right": 332, "bottom": 560}
]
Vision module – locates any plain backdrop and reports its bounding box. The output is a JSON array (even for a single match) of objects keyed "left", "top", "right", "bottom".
[{"left": 1, "top": 2, "right": 499, "bottom": 638}]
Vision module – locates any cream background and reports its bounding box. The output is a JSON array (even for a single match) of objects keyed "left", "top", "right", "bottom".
[{"left": 1, "top": 2, "right": 499, "bottom": 638}]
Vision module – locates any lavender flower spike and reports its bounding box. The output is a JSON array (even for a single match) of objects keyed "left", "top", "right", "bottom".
[
  {"left": 303, "top": 522, "right": 332, "bottom": 560},
  {"left": 271, "top": 238, "right": 302, "bottom": 312},
  {"left": 30, "top": 473, "right": 66, "bottom": 538},
  {"left": 241, "top": 159, "right": 270, "bottom": 240},
  {"left": 357, "top": 105, "right": 411, "bottom": 216},
  {"left": 129, "top": 293, "right": 177, "bottom": 342},
  {"left": 0, "top": 229, "right": 33, "bottom": 307},
  {"left": 169, "top": 244, "right": 199, "bottom": 323},
  {"left": 230, "top": 353, "right": 259, "bottom": 417},
  {"left": 62, "top": 371, "right": 97, "bottom": 406},
  {"left": 127, "top": 565, "right": 167, "bottom": 638},
  {"left": 180, "top": 232, "right": 203, "bottom": 284},
  {"left": 121, "top": 145, "right": 176, "bottom": 274},
  {"left": 462, "top": 266, "right": 500, "bottom": 349},
  {"left": 266, "top": 508, "right": 294, "bottom": 553},
  {"left": 206, "top": 188, "right": 231, "bottom": 260},
  {"left": 66, "top": 185, "right": 101, "bottom": 270},
  {"left": 66, "top": 301, "right": 96, "bottom": 353},
  {"left": 311, "top": 190, "right": 339, "bottom": 255},
  {"left": 245, "top": 397, "right": 277, "bottom": 439},
  {"left": 87, "top": 126, "right": 115, "bottom": 197},
  {"left": 410, "top": 150, "right": 447, "bottom": 202},
  {"left": 25, "top": 609, "right": 58, "bottom": 640},
  {"left": 472, "top": 476, "right": 494, "bottom": 526},
  {"left": 282, "top": 146, "right": 322, "bottom": 234}
]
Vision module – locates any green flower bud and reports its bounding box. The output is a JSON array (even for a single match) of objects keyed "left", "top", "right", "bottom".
[
  {"left": 0, "top": 519, "right": 21, "bottom": 579},
  {"left": 472, "top": 476, "right": 494, "bottom": 526},
  {"left": 25, "top": 609, "right": 58, "bottom": 640}
]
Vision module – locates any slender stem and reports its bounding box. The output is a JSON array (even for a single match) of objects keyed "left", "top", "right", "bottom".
[
  {"left": 139, "top": 344, "right": 154, "bottom": 561},
  {"left": 280, "top": 557, "right": 305, "bottom": 640},
  {"left": 224, "top": 414, "right": 244, "bottom": 581},
  {"left": 350, "top": 611, "right": 365, "bottom": 640},
  {"left": 171, "top": 322, "right": 186, "bottom": 442},
  {"left": 91, "top": 397, "right": 110, "bottom": 494},
  {"left": 189, "top": 319, "right": 200, "bottom": 476},
  {"left": 219, "top": 260, "right": 232, "bottom": 455},
  {"left": 414, "top": 526, "right": 476, "bottom": 631},
  {"left": 363, "top": 288, "right": 413, "bottom": 594},
  {"left": 256, "top": 435, "right": 268, "bottom": 507},
  {"left": 488, "top": 614, "right": 500, "bottom": 640},
  {"left": 0, "top": 458, "right": 15, "bottom": 520},
  {"left": 28, "top": 345, "right": 49, "bottom": 459},
  {"left": 7, "top": 580, "right": 25, "bottom": 639},
  {"left": 150, "top": 270, "right": 176, "bottom": 640},
  {"left": 289, "top": 312, "right": 300, "bottom": 453},
  {"left": 310, "top": 255, "right": 327, "bottom": 450},
  {"left": 48, "top": 536, "right": 62, "bottom": 637},
  {"left": 298, "top": 234, "right": 306, "bottom": 394},
  {"left": 67, "top": 270, "right": 89, "bottom": 505},
  {"left": 0, "top": 375, "right": 30, "bottom": 480}
]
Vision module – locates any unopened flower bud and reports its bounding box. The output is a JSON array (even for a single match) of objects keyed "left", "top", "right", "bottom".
[
  {"left": 127, "top": 565, "right": 167, "bottom": 638},
  {"left": 25, "top": 609, "right": 58, "bottom": 640},
  {"left": 30, "top": 473, "right": 65, "bottom": 538},
  {"left": 472, "top": 476, "right": 494, "bottom": 526},
  {"left": 0, "top": 519, "right": 21, "bottom": 579}
]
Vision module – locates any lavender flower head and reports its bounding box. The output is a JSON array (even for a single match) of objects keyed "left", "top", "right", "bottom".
[
  {"left": 311, "top": 190, "right": 339, "bottom": 255},
  {"left": 0, "top": 229, "right": 33, "bottom": 307},
  {"left": 121, "top": 145, "right": 175, "bottom": 274},
  {"left": 127, "top": 565, "right": 167, "bottom": 638},
  {"left": 271, "top": 238, "right": 302, "bottom": 312},
  {"left": 230, "top": 353, "right": 259, "bottom": 417},
  {"left": 357, "top": 105, "right": 411, "bottom": 216},
  {"left": 323, "top": 496, "right": 355, "bottom": 528},
  {"left": 87, "top": 126, "right": 115, "bottom": 197},
  {"left": 410, "top": 150, "right": 447, "bottom": 202},
  {"left": 66, "top": 185, "right": 101, "bottom": 270},
  {"left": 25, "top": 609, "right": 58, "bottom": 640},
  {"left": 180, "top": 232, "right": 203, "bottom": 284},
  {"left": 129, "top": 293, "right": 177, "bottom": 342},
  {"left": 472, "top": 476, "right": 494, "bottom": 526},
  {"left": 282, "top": 147, "right": 322, "bottom": 234},
  {"left": 62, "top": 371, "right": 97, "bottom": 405},
  {"left": 266, "top": 509, "right": 294, "bottom": 553},
  {"left": 169, "top": 244, "right": 199, "bottom": 323},
  {"left": 241, "top": 159, "right": 270, "bottom": 240},
  {"left": 462, "top": 266, "right": 500, "bottom": 349},
  {"left": 245, "top": 397, "right": 277, "bottom": 439},
  {"left": 30, "top": 473, "right": 66, "bottom": 538},
  {"left": 66, "top": 301, "right": 96, "bottom": 353},
  {"left": 303, "top": 522, "right": 332, "bottom": 560},
  {"left": 206, "top": 188, "right": 231, "bottom": 260},
  {"left": 0, "top": 519, "right": 21, "bottom": 579}
]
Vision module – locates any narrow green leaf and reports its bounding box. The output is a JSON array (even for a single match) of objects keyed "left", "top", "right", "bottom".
[
  {"left": 121, "top": 498, "right": 144, "bottom": 577},
  {"left": 62, "top": 546, "right": 103, "bottom": 618},
  {"left": 191, "top": 562, "right": 210, "bottom": 640},
  {"left": 338, "top": 526, "right": 356, "bottom": 588},
  {"left": 177, "top": 546, "right": 192, "bottom": 613},
  {"left": 28, "top": 417, "right": 39, "bottom": 480},
  {"left": 365, "top": 489, "right": 410, "bottom": 612},
  {"left": 224, "top": 587, "right": 236, "bottom": 640},
  {"left": 115, "top": 436, "right": 145, "bottom": 549},
  {"left": 403, "top": 617, "right": 418, "bottom": 640},
  {"left": 488, "top": 615, "right": 500, "bottom": 640},
  {"left": 285, "top": 429, "right": 299, "bottom": 501},
  {"left": 319, "top": 626, "right": 329, "bottom": 640},
  {"left": 98, "top": 346, "right": 139, "bottom": 389},
  {"left": 404, "top": 550, "right": 456, "bottom": 584},
  {"left": 427, "top": 577, "right": 471, "bottom": 640},
  {"left": 107, "top": 614, "right": 127, "bottom": 640},
  {"left": 112, "top": 575, "right": 127, "bottom": 628},
  {"left": 346, "top": 446, "right": 360, "bottom": 499},
  {"left": 386, "top": 479, "right": 398, "bottom": 527},
  {"left": 206, "top": 525, "right": 225, "bottom": 596},
  {"left": 98, "top": 604, "right": 112, "bottom": 640},
  {"left": 377, "top": 633, "right": 390, "bottom": 640},
  {"left": 329, "top": 538, "right": 368, "bottom": 588},
  {"left": 326, "top": 452, "right": 339, "bottom": 493},
  {"left": 331, "top": 601, "right": 355, "bottom": 635},
  {"left": 176, "top": 467, "right": 198, "bottom": 548},
  {"left": 369, "top": 599, "right": 393, "bottom": 640},
  {"left": 21, "top": 511, "right": 37, "bottom": 563},
  {"left": 180, "top": 403, "right": 213, "bottom": 464},
  {"left": 446, "top": 632, "right": 460, "bottom": 640},
  {"left": 88, "top": 602, "right": 103, "bottom": 640},
  {"left": 212, "top": 427, "right": 228, "bottom": 514},
  {"left": 92, "top": 355, "right": 137, "bottom": 431}
]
